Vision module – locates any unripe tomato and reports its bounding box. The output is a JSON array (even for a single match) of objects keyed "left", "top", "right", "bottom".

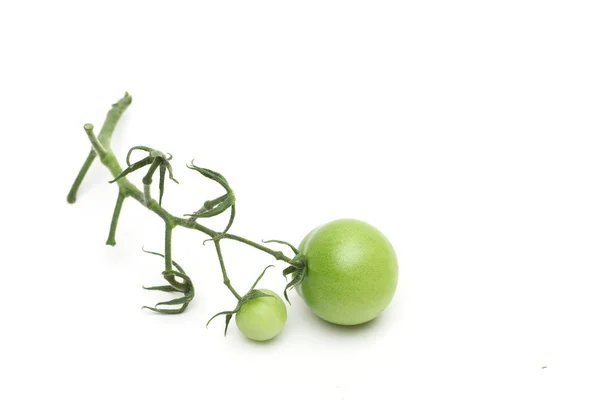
[
  {"left": 297, "top": 219, "right": 398, "bottom": 325},
  {"left": 235, "top": 289, "right": 287, "bottom": 341}
]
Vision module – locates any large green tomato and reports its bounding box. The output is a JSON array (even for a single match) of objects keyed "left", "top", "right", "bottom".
[
  {"left": 297, "top": 219, "right": 398, "bottom": 325},
  {"left": 235, "top": 289, "right": 287, "bottom": 341}
]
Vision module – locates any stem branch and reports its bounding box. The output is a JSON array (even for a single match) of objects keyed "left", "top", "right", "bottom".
[
  {"left": 106, "top": 191, "right": 126, "bottom": 246},
  {"left": 222, "top": 233, "right": 287, "bottom": 263},
  {"left": 214, "top": 240, "right": 242, "bottom": 300},
  {"left": 67, "top": 149, "right": 97, "bottom": 204},
  {"left": 68, "top": 93, "right": 297, "bottom": 300},
  {"left": 84, "top": 124, "right": 108, "bottom": 158},
  {"left": 164, "top": 223, "right": 173, "bottom": 272}
]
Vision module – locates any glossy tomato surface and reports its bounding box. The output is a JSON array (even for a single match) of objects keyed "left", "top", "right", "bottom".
[{"left": 297, "top": 219, "right": 398, "bottom": 325}]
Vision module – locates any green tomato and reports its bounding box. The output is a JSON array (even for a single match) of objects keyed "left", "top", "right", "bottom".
[
  {"left": 297, "top": 218, "right": 398, "bottom": 325},
  {"left": 235, "top": 289, "right": 287, "bottom": 341}
]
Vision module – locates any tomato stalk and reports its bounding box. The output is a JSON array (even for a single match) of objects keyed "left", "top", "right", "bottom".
[
  {"left": 106, "top": 191, "right": 125, "bottom": 246},
  {"left": 66, "top": 149, "right": 96, "bottom": 204},
  {"left": 67, "top": 93, "right": 301, "bottom": 317},
  {"left": 214, "top": 240, "right": 242, "bottom": 300}
]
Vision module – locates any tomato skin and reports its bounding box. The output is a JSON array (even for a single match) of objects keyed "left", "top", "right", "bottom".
[
  {"left": 297, "top": 219, "right": 398, "bottom": 325},
  {"left": 235, "top": 289, "right": 287, "bottom": 341}
]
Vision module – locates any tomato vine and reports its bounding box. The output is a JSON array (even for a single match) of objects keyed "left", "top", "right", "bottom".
[{"left": 67, "top": 93, "right": 305, "bottom": 333}]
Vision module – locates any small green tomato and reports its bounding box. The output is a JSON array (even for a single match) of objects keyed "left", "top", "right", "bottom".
[{"left": 235, "top": 289, "right": 287, "bottom": 341}]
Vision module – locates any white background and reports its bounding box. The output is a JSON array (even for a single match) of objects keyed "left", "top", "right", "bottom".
[{"left": 1, "top": 1, "right": 599, "bottom": 399}]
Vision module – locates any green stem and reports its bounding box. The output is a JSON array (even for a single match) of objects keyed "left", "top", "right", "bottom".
[
  {"left": 185, "top": 194, "right": 228, "bottom": 226},
  {"left": 97, "top": 92, "right": 132, "bottom": 148},
  {"left": 70, "top": 93, "right": 296, "bottom": 271},
  {"left": 106, "top": 192, "right": 125, "bottom": 246},
  {"left": 67, "top": 93, "right": 132, "bottom": 204},
  {"left": 84, "top": 124, "right": 108, "bottom": 158},
  {"left": 67, "top": 149, "right": 96, "bottom": 204},
  {"left": 222, "top": 233, "right": 288, "bottom": 263},
  {"left": 214, "top": 240, "right": 242, "bottom": 300},
  {"left": 163, "top": 223, "right": 187, "bottom": 291},
  {"left": 143, "top": 184, "right": 152, "bottom": 206},
  {"left": 142, "top": 158, "right": 162, "bottom": 205},
  {"left": 164, "top": 223, "right": 173, "bottom": 272}
]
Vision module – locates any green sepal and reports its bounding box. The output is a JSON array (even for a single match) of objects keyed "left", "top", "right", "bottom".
[
  {"left": 155, "top": 294, "right": 193, "bottom": 307},
  {"left": 206, "top": 309, "right": 238, "bottom": 335},
  {"left": 141, "top": 248, "right": 195, "bottom": 314},
  {"left": 282, "top": 254, "right": 307, "bottom": 304},
  {"left": 185, "top": 161, "right": 235, "bottom": 237},
  {"left": 205, "top": 289, "right": 273, "bottom": 337},
  {"left": 199, "top": 194, "right": 229, "bottom": 212},
  {"left": 142, "top": 158, "right": 162, "bottom": 185},
  {"left": 224, "top": 314, "right": 233, "bottom": 336},
  {"left": 185, "top": 194, "right": 234, "bottom": 223},
  {"left": 187, "top": 162, "right": 230, "bottom": 189},
  {"left": 109, "top": 157, "right": 153, "bottom": 183},
  {"left": 142, "top": 285, "right": 183, "bottom": 293},
  {"left": 162, "top": 269, "right": 192, "bottom": 292},
  {"left": 165, "top": 161, "right": 179, "bottom": 184},
  {"left": 189, "top": 195, "right": 235, "bottom": 218},
  {"left": 222, "top": 204, "right": 236, "bottom": 235},
  {"left": 142, "top": 247, "right": 188, "bottom": 274},
  {"left": 119, "top": 146, "right": 178, "bottom": 205},
  {"left": 141, "top": 303, "right": 190, "bottom": 314},
  {"left": 249, "top": 265, "right": 274, "bottom": 291},
  {"left": 206, "top": 265, "right": 275, "bottom": 337},
  {"left": 262, "top": 239, "right": 299, "bottom": 255},
  {"left": 126, "top": 146, "right": 153, "bottom": 166},
  {"left": 290, "top": 253, "right": 306, "bottom": 267},
  {"left": 158, "top": 164, "right": 166, "bottom": 206},
  {"left": 282, "top": 265, "right": 296, "bottom": 276},
  {"left": 244, "top": 289, "right": 274, "bottom": 302},
  {"left": 150, "top": 149, "right": 172, "bottom": 160},
  {"left": 283, "top": 268, "right": 306, "bottom": 305}
]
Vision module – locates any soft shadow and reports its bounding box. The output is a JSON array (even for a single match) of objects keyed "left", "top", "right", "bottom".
[
  {"left": 302, "top": 304, "right": 386, "bottom": 334},
  {"left": 240, "top": 329, "right": 286, "bottom": 346}
]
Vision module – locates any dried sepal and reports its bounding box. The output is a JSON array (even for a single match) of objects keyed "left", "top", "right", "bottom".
[
  {"left": 126, "top": 146, "right": 154, "bottom": 166},
  {"left": 187, "top": 161, "right": 230, "bottom": 189},
  {"left": 158, "top": 164, "right": 166, "bottom": 206},
  {"left": 185, "top": 161, "right": 236, "bottom": 237},
  {"left": 188, "top": 195, "right": 235, "bottom": 219},
  {"left": 109, "top": 157, "right": 153, "bottom": 183},
  {"left": 141, "top": 303, "right": 190, "bottom": 315},
  {"left": 165, "top": 161, "right": 179, "bottom": 184},
  {"left": 141, "top": 248, "right": 195, "bottom": 314},
  {"left": 116, "top": 146, "right": 178, "bottom": 205},
  {"left": 142, "top": 285, "right": 182, "bottom": 292}
]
